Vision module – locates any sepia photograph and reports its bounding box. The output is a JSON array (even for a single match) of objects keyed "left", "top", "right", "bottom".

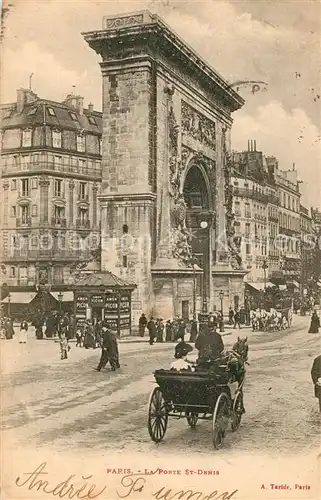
[{"left": 0, "top": 1, "right": 320, "bottom": 499}]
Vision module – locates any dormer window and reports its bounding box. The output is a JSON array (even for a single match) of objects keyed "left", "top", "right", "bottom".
[
  {"left": 76, "top": 134, "right": 85, "bottom": 152},
  {"left": 52, "top": 129, "right": 62, "bottom": 148},
  {"left": 22, "top": 129, "right": 32, "bottom": 147},
  {"left": 47, "top": 107, "right": 56, "bottom": 116},
  {"left": 88, "top": 116, "right": 96, "bottom": 125},
  {"left": 70, "top": 112, "right": 78, "bottom": 121}
]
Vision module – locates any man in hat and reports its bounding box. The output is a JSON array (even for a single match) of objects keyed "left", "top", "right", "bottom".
[{"left": 195, "top": 322, "right": 224, "bottom": 361}]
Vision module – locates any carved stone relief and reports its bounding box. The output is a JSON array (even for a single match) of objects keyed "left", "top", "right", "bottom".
[
  {"left": 181, "top": 101, "right": 216, "bottom": 149},
  {"left": 105, "top": 14, "right": 144, "bottom": 29},
  {"left": 222, "top": 127, "right": 242, "bottom": 269}
]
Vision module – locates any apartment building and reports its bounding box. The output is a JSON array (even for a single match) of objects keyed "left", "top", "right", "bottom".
[{"left": 0, "top": 88, "right": 102, "bottom": 294}]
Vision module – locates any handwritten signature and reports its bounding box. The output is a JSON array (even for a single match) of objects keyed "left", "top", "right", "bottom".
[
  {"left": 117, "top": 472, "right": 238, "bottom": 500},
  {"left": 15, "top": 463, "right": 239, "bottom": 500},
  {"left": 15, "top": 462, "right": 106, "bottom": 499}
]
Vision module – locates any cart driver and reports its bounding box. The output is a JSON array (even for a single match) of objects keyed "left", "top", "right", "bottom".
[{"left": 195, "top": 322, "right": 224, "bottom": 361}]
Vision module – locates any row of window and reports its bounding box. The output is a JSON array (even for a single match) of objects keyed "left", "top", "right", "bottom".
[
  {"left": 8, "top": 265, "right": 64, "bottom": 282},
  {"left": 279, "top": 212, "right": 300, "bottom": 232},
  {"left": 1, "top": 127, "right": 102, "bottom": 155},
  {"left": 9, "top": 177, "right": 91, "bottom": 198},
  {"left": 280, "top": 190, "right": 300, "bottom": 212},
  {"left": 10, "top": 205, "right": 90, "bottom": 221}
]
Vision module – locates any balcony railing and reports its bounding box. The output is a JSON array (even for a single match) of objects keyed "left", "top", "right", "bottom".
[
  {"left": 16, "top": 217, "right": 32, "bottom": 227},
  {"left": 3, "top": 249, "right": 93, "bottom": 261},
  {"left": 1, "top": 160, "right": 102, "bottom": 179},
  {"left": 76, "top": 218, "right": 90, "bottom": 229},
  {"left": 233, "top": 187, "right": 269, "bottom": 204},
  {"left": 51, "top": 217, "right": 67, "bottom": 227}
]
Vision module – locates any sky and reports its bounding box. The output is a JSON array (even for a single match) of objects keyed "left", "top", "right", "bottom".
[{"left": 1, "top": 0, "right": 320, "bottom": 208}]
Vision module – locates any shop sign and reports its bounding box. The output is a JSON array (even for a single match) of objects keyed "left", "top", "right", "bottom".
[
  {"left": 90, "top": 294, "right": 105, "bottom": 306},
  {"left": 76, "top": 295, "right": 88, "bottom": 311}
]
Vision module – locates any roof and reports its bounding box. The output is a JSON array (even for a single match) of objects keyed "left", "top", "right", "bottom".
[
  {"left": 50, "top": 291, "right": 74, "bottom": 302},
  {"left": 1, "top": 292, "right": 36, "bottom": 304},
  {"left": 0, "top": 98, "right": 102, "bottom": 133},
  {"left": 75, "top": 271, "right": 136, "bottom": 288},
  {"left": 246, "top": 282, "right": 273, "bottom": 291}
]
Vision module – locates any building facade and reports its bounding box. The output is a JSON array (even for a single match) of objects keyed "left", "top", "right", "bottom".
[
  {"left": 232, "top": 142, "right": 303, "bottom": 292},
  {"left": 0, "top": 89, "right": 102, "bottom": 293},
  {"left": 83, "top": 10, "right": 247, "bottom": 323}
]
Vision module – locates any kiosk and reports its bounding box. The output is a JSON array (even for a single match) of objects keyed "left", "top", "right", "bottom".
[{"left": 73, "top": 271, "right": 136, "bottom": 337}]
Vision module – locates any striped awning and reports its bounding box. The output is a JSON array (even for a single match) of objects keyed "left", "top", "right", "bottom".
[{"left": 1, "top": 292, "right": 36, "bottom": 304}]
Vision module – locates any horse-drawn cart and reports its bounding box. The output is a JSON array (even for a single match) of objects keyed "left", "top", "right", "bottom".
[{"left": 147, "top": 367, "right": 244, "bottom": 449}]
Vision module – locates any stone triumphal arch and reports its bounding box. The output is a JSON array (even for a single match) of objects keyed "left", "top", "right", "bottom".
[{"left": 84, "top": 10, "right": 247, "bottom": 322}]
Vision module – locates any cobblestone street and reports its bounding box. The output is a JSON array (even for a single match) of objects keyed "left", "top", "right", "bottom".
[{"left": 1, "top": 315, "right": 320, "bottom": 459}]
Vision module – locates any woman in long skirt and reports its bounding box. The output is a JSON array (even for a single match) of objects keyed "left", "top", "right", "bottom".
[
  {"left": 308, "top": 311, "right": 320, "bottom": 333},
  {"left": 18, "top": 320, "right": 28, "bottom": 343}
]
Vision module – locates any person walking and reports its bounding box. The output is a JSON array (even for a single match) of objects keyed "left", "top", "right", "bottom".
[
  {"left": 308, "top": 310, "right": 320, "bottom": 334},
  {"left": 18, "top": 319, "right": 28, "bottom": 343},
  {"left": 228, "top": 307, "right": 234, "bottom": 325},
  {"left": 59, "top": 332, "right": 70, "bottom": 360},
  {"left": 138, "top": 313, "right": 147, "bottom": 337},
  {"left": 96, "top": 325, "right": 120, "bottom": 371},
  {"left": 147, "top": 317, "right": 156, "bottom": 345},
  {"left": 189, "top": 319, "right": 198, "bottom": 343},
  {"left": 95, "top": 325, "right": 110, "bottom": 371},
  {"left": 83, "top": 320, "right": 96, "bottom": 349},
  {"left": 171, "top": 319, "right": 179, "bottom": 342},
  {"left": 165, "top": 320, "right": 172, "bottom": 342},
  {"left": 4, "top": 317, "right": 14, "bottom": 339},
  {"left": 234, "top": 309, "right": 241, "bottom": 329}
]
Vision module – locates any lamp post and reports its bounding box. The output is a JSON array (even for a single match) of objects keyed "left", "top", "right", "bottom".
[
  {"left": 219, "top": 290, "right": 225, "bottom": 332},
  {"left": 57, "top": 292, "right": 63, "bottom": 313},
  {"left": 7, "top": 292, "right": 11, "bottom": 317},
  {"left": 262, "top": 259, "right": 268, "bottom": 292},
  {"left": 200, "top": 220, "right": 208, "bottom": 314}
]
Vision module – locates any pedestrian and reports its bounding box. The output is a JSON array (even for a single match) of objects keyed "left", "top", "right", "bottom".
[
  {"left": 156, "top": 318, "right": 164, "bottom": 342},
  {"left": 83, "top": 320, "right": 96, "bottom": 349},
  {"left": 18, "top": 319, "right": 28, "bottom": 343},
  {"left": 234, "top": 309, "right": 241, "bottom": 329},
  {"left": 96, "top": 325, "right": 120, "bottom": 371},
  {"left": 189, "top": 319, "right": 198, "bottom": 343},
  {"left": 59, "top": 332, "right": 70, "bottom": 360},
  {"left": 147, "top": 317, "right": 156, "bottom": 345},
  {"left": 311, "top": 354, "right": 321, "bottom": 411},
  {"left": 4, "top": 317, "right": 14, "bottom": 339},
  {"left": 239, "top": 307, "right": 246, "bottom": 325},
  {"left": 138, "top": 313, "right": 147, "bottom": 337},
  {"left": 171, "top": 319, "right": 178, "bottom": 342},
  {"left": 228, "top": 307, "right": 234, "bottom": 325},
  {"left": 308, "top": 310, "right": 320, "bottom": 334},
  {"left": 165, "top": 320, "right": 172, "bottom": 342},
  {"left": 178, "top": 319, "right": 186, "bottom": 341},
  {"left": 75, "top": 327, "right": 83, "bottom": 347}
]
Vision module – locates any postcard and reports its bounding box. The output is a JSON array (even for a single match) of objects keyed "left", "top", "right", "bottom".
[{"left": 0, "top": 1, "right": 320, "bottom": 499}]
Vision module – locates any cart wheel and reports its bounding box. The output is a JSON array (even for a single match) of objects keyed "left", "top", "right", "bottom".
[
  {"left": 212, "top": 393, "right": 230, "bottom": 449},
  {"left": 148, "top": 387, "right": 168, "bottom": 443},
  {"left": 186, "top": 411, "right": 198, "bottom": 429},
  {"left": 231, "top": 390, "right": 243, "bottom": 432}
]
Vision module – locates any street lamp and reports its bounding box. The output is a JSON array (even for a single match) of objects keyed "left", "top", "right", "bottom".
[
  {"left": 219, "top": 290, "right": 225, "bottom": 332},
  {"left": 200, "top": 220, "right": 208, "bottom": 314},
  {"left": 262, "top": 259, "right": 268, "bottom": 292},
  {"left": 57, "top": 291, "right": 63, "bottom": 313},
  {"left": 7, "top": 292, "right": 11, "bottom": 317}
]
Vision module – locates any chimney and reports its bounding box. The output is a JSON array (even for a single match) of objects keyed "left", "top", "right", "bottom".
[
  {"left": 254, "top": 140, "right": 257, "bottom": 151},
  {"left": 63, "top": 93, "right": 84, "bottom": 115},
  {"left": 17, "top": 88, "right": 38, "bottom": 113},
  {"left": 248, "top": 140, "right": 250, "bottom": 151},
  {"left": 88, "top": 103, "right": 94, "bottom": 112}
]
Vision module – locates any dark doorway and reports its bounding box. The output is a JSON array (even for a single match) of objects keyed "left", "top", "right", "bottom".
[{"left": 182, "top": 300, "right": 189, "bottom": 321}]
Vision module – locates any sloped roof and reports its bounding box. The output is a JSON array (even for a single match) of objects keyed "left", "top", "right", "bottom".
[
  {"left": 0, "top": 100, "right": 102, "bottom": 133},
  {"left": 75, "top": 271, "right": 135, "bottom": 288}
]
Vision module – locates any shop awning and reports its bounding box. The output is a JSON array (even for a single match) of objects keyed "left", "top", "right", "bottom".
[
  {"left": 50, "top": 291, "right": 74, "bottom": 302},
  {"left": 1, "top": 292, "right": 36, "bottom": 304},
  {"left": 246, "top": 282, "right": 273, "bottom": 291}
]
